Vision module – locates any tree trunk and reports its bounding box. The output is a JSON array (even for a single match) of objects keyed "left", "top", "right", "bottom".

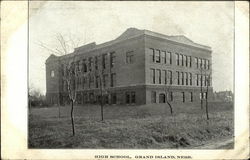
[
  {"left": 100, "top": 97, "right": 104, "bottom": 121},
  {"left": 58, "top": 105, "right": 61, "bottom": 118},
  {"left": 70, "top": 99, "right": 75, "bottom": 136},
  {"left": 200, "top": 98, "right": 203, "bottom": 110},
  {"left": 166, "top": 101, "right": 173, "bottom": 115},
  {"left": 200, "top": 86, "right": 203, "bottom": 110},
  {"left": 205, "top": 84, "right": 209, "bottom": 120},
  {"left": 205, "top": 96, "right": 209, "bottom": 120},
  {"left": 58, "top": 96, "right": 61, "bottom": 118}
]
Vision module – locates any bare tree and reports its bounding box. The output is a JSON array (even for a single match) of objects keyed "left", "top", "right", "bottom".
[
  {"left": 94, "top": 56, "right": 109, "bottom": 121},
  {"left": 164, "top": 72, "right": 173, "bottom": 116},
  {"left": 38, "top": 33, "right": 85, "bottom": 136},
  {"left": 198, "top": 59, "right": 212, "bottom": 120},
  {"left": 204, "top": 64, "right": 212, "bottom": 120},
  {"left": 97, "top": 70, "right": 105, "bottom": 121}
]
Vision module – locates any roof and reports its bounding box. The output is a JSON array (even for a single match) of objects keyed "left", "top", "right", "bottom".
[{"left": 60, "top": 28, "right": 212, "bottom": 58}]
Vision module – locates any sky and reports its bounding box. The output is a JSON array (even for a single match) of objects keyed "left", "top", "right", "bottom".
[{"left": 29, "top": 1, "right": 234, "bottom": 95}]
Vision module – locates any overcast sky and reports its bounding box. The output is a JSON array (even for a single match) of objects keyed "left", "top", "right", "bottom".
[{"left": 29, "top": 1, "right": 234, "bottom": 94}]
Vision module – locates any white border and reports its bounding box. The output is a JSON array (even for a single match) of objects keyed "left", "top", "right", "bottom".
[{"left": 1, "top": 1, "right": 249, "bottom": 159}]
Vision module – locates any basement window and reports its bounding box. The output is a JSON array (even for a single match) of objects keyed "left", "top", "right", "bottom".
[{"left": 51, "top": 70, "right": 55, "bottom": 77}]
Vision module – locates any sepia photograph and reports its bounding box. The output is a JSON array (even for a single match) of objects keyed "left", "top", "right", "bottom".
[
  {"left": 28, "top": 1, "right": 235, "bottom": 149},
  {"left": 2, "top": 1, "right": 249, "bottom": 160}
]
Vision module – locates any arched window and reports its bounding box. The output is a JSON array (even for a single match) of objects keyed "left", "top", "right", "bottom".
[{"left": 159, "top": 93, "right": 166, "bottom": 103}]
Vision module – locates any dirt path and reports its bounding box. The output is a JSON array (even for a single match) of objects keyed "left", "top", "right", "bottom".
[{"left": 193, "top": 137, "right": 234, "bottom": 149}]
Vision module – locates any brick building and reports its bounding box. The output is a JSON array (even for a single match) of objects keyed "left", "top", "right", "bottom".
[{"left": 46, "top": 28, "right": 213, "bottom": 106}]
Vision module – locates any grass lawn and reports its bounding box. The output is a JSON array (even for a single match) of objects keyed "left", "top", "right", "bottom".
[{"left": 29, "top": 102, "right": 234, "bottom": 149}]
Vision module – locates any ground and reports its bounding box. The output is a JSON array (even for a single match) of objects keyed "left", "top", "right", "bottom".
[{"left": 29, "top": 102, "right": 234, "bottom": 149}]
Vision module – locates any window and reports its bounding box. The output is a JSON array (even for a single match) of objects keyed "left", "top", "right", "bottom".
[
  {"left": 198, "top": 58, "right": 202, "bottom": 68},
  {"left": 189, "top": 56, "right": 192, "bottom": 67},
  {"left": 76, "top": 61, "right": 80, "bottom": 72},
  {"left": 111, "top": 93, "right": 117, "bottom": 104},
  {"left": 180, "top": 54, "right": 183, "bottom": 66},
  {"left": 156, "top": 69, "right": 161, "bottom": 84},
  {"left": 88, "top": 57, "right": 93, "bottom": 71},
  {"left": 110, "top": 52, "right": 115, "bottom": 68},
  {"left": 181, "top": 72, "right": 184, "bottom": 85},
  {"left": 83, "top": 59, "right": 87, "bottom": 72},
  {"left": 77, "top": 77, "right": 81, "bottom": 89},
  {"left": 155, "top": 50, "right": 161, "bottom": 63},
  {"left": 61, "top": 64, "right": 64, "bottom": 76},
  {"left": 207, "top": 60, "right": 210, "bottom": 69},
  {"left": 151, "top": 91, "right": 156, "bottom": 103},
  {"left": 95, "top": 76, "right": 99, "bottom": 88},
  {"left": 176, "top": 53, "right": 179, "bottom": 65},
  {"left": 95, "top": 56, "right": 98, "bottom": 70},
  {"left": 111, "top": 73, "right": 116, "bottom": 87},
  {"left": 200, "top": 92, "right": 203, "bottom": 100},
  {"left": 149, "top": 48, "right": 154, "bottom": 62},
  {"left": 63, "top": 80, "right": 67, "bottom": 91},
  {"left": 103, "top": 74, "right": 108, "bottom": 88},
  {"left": 203, "top": 59, "right": 206, "bottom": 69},
  {"left": 102, "top": 54, "right": 107, "bottom": 69},
  {"left": 202, "top": 75, "right": 205, "bottom": 86},
  {"left": 203, "top": 92, "right": 207, "bottom": 99},
  {"left": 126, "top": 51, "right": 134, "bottom": 64},
  {"left": 189, "top": 73, "right": 192, "bottom": 85},
  {"left": 163, "top": 70, "right": 167, "bottom": 84},
  {"left": 104, "top": 95, "right": 109, "bottom": 104},
  {"left": 185, "top": 72, "right": 188, "bottom": 85},
  {"left": 126, "top": 92, "right": 130, "bottom": 104},
  {"left": 187, "top": 56, "right": 190, "bottom": 67},
  {"left": 195, "top": 57, "right": 198, "bottom": 68},
  {"left": 182, "top": 92, "right": 185, "bottom": 102},
  {"left": 204, "top": 75, "right": 207, "bottom": 86},
  {"left": 202, "top": 59, "right": 205, "bottom": 69},
  {"left": 190, "top": 92, "right": 193, "bottom": 102},
  {"left": 177, "top": 71, "right": 180, "bottom": 85},
  {"left": 169, "top": 92, "right": 173, "bottom": 101},
  {"left": 184, "top": 55, "right": 187, "bottom": 67},
  {"left": 82, "top": 77, "right": 86, "bottom": 89},
  {"left": 204, "top": 59, "right": 207, "bottom": 69},
  {"left": 167, "top": 52, "right": 172, "bottom": 64},
  {"left": 89, "top": 93, "right": 94, "bottom": 103},
  {"left": 196, "top": 74, "right": 199, "bottom": 86},
  {"left": 131, "top": 92, "right": 136, "bottom": 103},
  {"left": 162, "top": 51, "right": 166, "bottom": 64},
  {"left": 159, "top": 93, "right": 166, "bottom": 103},
  {"left": 50, "top": 70, "right": 54, "bottom": 77},
  {"left": 168, "top": 70, "right": 172, "bottom": 84},
  {"left": 207, "top": 75, "right": 211, "bottom": 86},
  {"left": 200, "top": 75, "right": 203, "bottom": 86},
  {"left": 150, "top": 68, "right": 155, "bottom": 84},
  {"left": 89, "top": 75, "right": 94, "bottom": 88}
]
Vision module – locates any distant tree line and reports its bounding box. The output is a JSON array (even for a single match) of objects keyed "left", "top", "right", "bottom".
[{"left": 28, "top": 88, "right": 49, "bottom": 108}]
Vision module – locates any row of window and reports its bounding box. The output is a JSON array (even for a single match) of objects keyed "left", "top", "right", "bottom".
[
  {"left": 149, "top": 48, "right": 172, "bottom": 64},
  {"left": 196, "top": 74, "right": 211, "bottom": 86},
  {"left": 151, "top": 91, "right": 207, "bottom": 103},
  {"left": 74, "top": 92, "right": 117, "bottom": 105},
  {"left": 61, "top": 52, "right": 116, "bottom": 76},
  {"left": 149, "top": 48, "right": 210, "bottom": 70},
  {"left": 150, "top": 69, "right": 211, "bottom": 86},
  {"left": 194, "top": 57, "right": 210, "bottom": 69},
  {"left": 150, "top": 69, "right": 173, "bottom": 85},
  {"left": 68, "top": 91, "right": 136, "bottom": 104},
  {"left": 63, "top": 73, "right": 116, "bottom": 91},
  {"left": 175, "top": 53, "right": 192, "bottom": 67},
  {"left": 176, "top": 71, "right": 193, "bottom": 86},
  {"left": 151, "top": 91, "right": 173, "bottom": 103}
]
